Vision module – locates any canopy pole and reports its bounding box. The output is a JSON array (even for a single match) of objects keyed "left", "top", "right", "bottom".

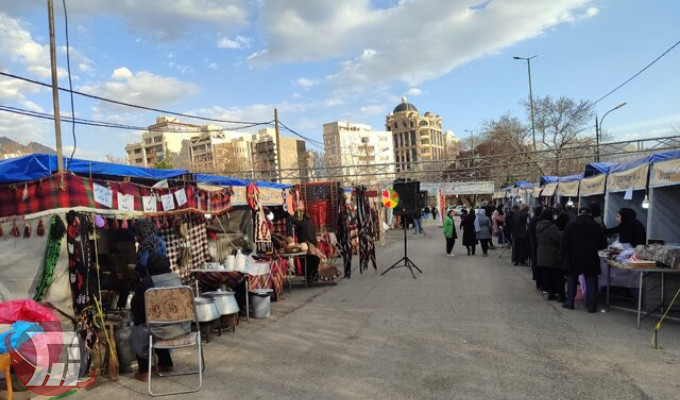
[{"left": 48, "top": 0, "right": 64, "bottom": 173}]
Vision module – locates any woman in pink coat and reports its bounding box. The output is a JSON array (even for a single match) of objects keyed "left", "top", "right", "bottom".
[{"left": 492, "top": 205, "right": 506, "bottom": 245}]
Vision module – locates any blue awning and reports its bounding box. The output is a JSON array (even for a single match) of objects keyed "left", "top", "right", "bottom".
[
  {"left": 0, "top": 154, "right": 189, "bottom": 184},
  {"left": 558, "top": 174, "right": 583, "bottom": 182},
  {"left": 194, "top": 174, "right": 250, "bottom": 187},
  {"left": 583, "top": 162, "right": 613, "bottom": 177},
  {"left": 608, "top": 150, "right": 680, "bottom": 174},
  {"left": 540, "top": 176, "right": 559, "bottom": 185},
  {"left": 514, "top": 181, "right": 533, "bottom": 188}
]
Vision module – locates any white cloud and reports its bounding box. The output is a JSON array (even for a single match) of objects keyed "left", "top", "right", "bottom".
[
  {"left": 3, "top": 1, "right": 248, "bottom": 41},
  {"left": 217, "top": 35, "right": 253, "bottom": 49},
  {"left": 207, "top": 63, "right": 219, "bottom": 70},
  {"left": 254, "top": 0, "right": 598, "bottom": 87},
  {"left": 406, "top": 87, "right": 423, "bottom": 96},
  {"left": 295, "top": 77, "right": 320, "bottom": 88},
  {"left": 0, "top": 110, "right": 54, "bottom": 145},
  {"left": 80, "top": 67, "right": 200, "bottom": 110},
  {"left": 323, "top": 98, "right": 343, "bottom": 107},
  {"left": 360, "top": 105, "right": 386, "bottom": 115}
]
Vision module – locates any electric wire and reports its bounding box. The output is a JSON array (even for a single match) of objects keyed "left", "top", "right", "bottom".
[
  {"left": 593, "top": 39, "right": 680, "bottom": 105},
  {"left": 0, "top": 70, "right": 272, "bottom": 127},
  {"left": 62, "top": 0, "right": 77, "bottom": 168}
]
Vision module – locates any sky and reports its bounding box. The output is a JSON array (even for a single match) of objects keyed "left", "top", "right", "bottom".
[{"left": 0, "top": 0, "right": 678, "bottom": 161}]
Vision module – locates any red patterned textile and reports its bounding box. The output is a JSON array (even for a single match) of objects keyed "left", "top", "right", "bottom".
[{"left": 0, "top": 173, "right": 232, "bottom": 218}]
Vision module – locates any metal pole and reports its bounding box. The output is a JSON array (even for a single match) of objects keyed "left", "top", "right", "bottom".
[
  {"left": 595, "top": 114, "right": 600, "bottom": 162},
  {"left": 274, "top": 108, "right": 282, "bottom": 182},
  {"left": 48, "top": 0, "right": 64, "bottom": 173},
  {"left": 527, "top": 59, "right": 536, "bottom": 151}
]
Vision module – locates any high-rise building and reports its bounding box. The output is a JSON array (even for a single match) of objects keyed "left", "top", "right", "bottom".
[
  {"left": 251, "top": 128, "right": 308, "bottom": 184},
  {"left": 125, "top": 116, "right": 201, "bottom": 168},
  {"left": 385, "top": 97, "right": 445, "bottom": 175},
  {"left": 323, "top": 121, "right": 395, "bottom": 187},
  {"left": 444, "top": 130, "right": 462, "bottom": 161},
  {"left": 214, "top": 136, "right": 254, "bottom": 177}
]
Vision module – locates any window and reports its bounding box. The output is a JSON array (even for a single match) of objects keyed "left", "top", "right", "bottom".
[
  {"left": 419, "top": 121, "right": 428, "bottom": 127},
  {"left": 410, "top": 121, "right": 415, "bottom": 128},
  {"left": 410, "top": 131, "right": 416, "bottom": 147},
  {"left": 412, "top": 148, "right": 418, "bottom": 162},
  {"left": 134, "top": 148, "right": 141, "bottom": 154}
]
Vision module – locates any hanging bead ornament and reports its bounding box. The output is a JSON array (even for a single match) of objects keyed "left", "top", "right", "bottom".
[
  {"left": 113, "top": 218, "right": 119, "bottom": 230},
  {"left": 11, "top": 221, "right": 20, "bottom": 237},
  {"left": 37, "top": 219, "right": 46, "bottom": 237},
  {"left": 23, "top": 222, "right": 32, "bottom": 238},
  {"left": 22, "top": 184, "right": 29, "bottom": 201},
  {"left": 121, "top": 219, "right": 129, "bottom": 230}
]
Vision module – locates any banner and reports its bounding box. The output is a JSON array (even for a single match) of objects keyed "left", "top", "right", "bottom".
[
  {"left": 437, "top": 189, "right": 444, "bottom": 225},
  {"left": 579, "top": 174, "right": 606, "bottom": 197},
  {"left": 650, "top": 158, "right": 680, "bottom": 188},
  {"left": 607, "top": 164, "right": 649, "bottom": 192},
  {"left": 532, "top": 187, "right": 542, "bottom": 198},
  {"left": 230, "top": 186, "right": 247, "bottom": 206},
  {"left": 493, "top": 191, "right": 506, "bottom": 199},
  {"left": 541, "top": 182, "right": 558, "bottom": 197},
  {"left": 420, "top": 181, "right": 494, "bottom": 195},
  {"left": 258, "top": 187, "right": 284, "bottom": 206},
  {"left": 558, "top": 181, "right": 579, "bottom": 197}
]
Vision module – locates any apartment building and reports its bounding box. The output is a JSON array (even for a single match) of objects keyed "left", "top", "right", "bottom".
[
  {"left": 251, "top": 128, "right": 308, "bottom": 184},
  {"left": 323, "top": 121, "right": 395, "bottom": 187},
  {"left": 385, "top": 97, "right": 445, "bottom": 173},
  {"left": 125, "top": 116, "right": 200, "bottom": 168}
]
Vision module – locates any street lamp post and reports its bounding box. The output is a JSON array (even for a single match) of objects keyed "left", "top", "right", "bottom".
[
  {"left": 595, "top": 102, "right": 627, "bottom": 162},
  {"left": 513, "top": 55, "right": 537, "bottom": 151}
]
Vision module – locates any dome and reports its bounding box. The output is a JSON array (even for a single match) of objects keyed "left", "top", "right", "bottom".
[{"left": 393, "top": 97, "right": 418, "bottom": 113}]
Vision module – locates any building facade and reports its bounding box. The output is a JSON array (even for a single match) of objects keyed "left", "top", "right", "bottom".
[
  {"left": 251, "top": 128, "right": 308, "bottom": 184},
  {"left": 323, "top": 121, "right": 395, "bottom": 187},
  {"left": 385, "top": 97, "right": 445, "bottom": 175},
  {"left": 125, "top": 116, "right": 201, "bottom": 169},
  {"left": 444, "top": 130, "right": 462, "bottom": 161}
]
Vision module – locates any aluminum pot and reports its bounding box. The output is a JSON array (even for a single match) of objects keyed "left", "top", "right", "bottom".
[
  {"left": 203, "top": 290, "right": 240, "bottom": 315},
  {"left": 194, "top": 297, "right": 220, "bottom": 322}
]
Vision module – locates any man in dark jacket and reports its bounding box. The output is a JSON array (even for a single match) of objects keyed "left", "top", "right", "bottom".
[
  {"left": 292, "top": 212, "right": 320, "bottom": 283},
  {"left": 605, "top": 207, "right": 647, "bottom": 247},
  {"left": 561, "top": 207, "right": 608, "bottom": 313},
  {"left": 536, "top": 208, "right": 563, "bottom": 301}
]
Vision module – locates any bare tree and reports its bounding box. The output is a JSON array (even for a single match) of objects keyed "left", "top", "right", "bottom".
[
  {"left": 530, "top": 95, "right": 594, "bottom": 175},
  {"left": 105, "top": 154, "right": 128, "bottom": 165},
  {"left": 306, "top": 150, "right": 326, "bottom": 182}
]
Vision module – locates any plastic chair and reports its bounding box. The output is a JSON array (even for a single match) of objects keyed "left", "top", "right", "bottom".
[
  {"left": 0, "top": 353, "right": 13, "bottom": 400},
  {"left": 144, "top": 286, "right": 203, "bottom": 396}
]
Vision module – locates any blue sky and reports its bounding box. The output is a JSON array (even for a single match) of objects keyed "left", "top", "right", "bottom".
[{"left": 0, "top": 0, "right": 678, "bottom": 161}]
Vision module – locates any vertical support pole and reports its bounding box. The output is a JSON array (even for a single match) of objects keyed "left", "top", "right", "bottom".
[{"left": 48, "top": 0, "right": 64, "bottom": 172}]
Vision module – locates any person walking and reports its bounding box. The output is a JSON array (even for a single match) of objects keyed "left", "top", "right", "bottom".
[
  {"left": 475, "top": 209, "right": 493, "bottom": 256},
  {"left": 492, "top": 205, "right": 506, "bottom": 246},
  {"left": 443, "top": 209, "right": 458, "bottom": 256},
  {"left": 461, "top": 209, "right": 477, "bottom": 256},
  {"left": 511, "top": 205, "right": 530, "bottom": 265},
  {"left": 561, "top": 207, "right": 608, "bottom": 313},
  {"left": 528, "top": 205, "right": 544, "bottom": 290},
  {"left": 536, "top": 208, "right": 564, "bottom": 302}
]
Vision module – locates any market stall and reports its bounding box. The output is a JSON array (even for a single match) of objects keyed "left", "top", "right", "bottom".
[
  {"left": 540, "top": 178, "right": 558, "bottom": 207},
  {"left": 647, "top": 155, "right": 680, "bottom": 244},
  {"left": 556, "top": 174, "right": 582, "bottom": 208},
  {"left": 604, "top": 162, "right": 649, "bottom": 229}
]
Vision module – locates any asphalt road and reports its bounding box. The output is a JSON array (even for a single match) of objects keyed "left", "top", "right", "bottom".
[{"left": 66, "top": 220, "right": 680, "bottom": 400}]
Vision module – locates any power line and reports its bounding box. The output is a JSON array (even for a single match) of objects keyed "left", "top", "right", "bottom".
[
  {"left": 277, "top": 120, "right": 325, "bottom": 147},
  {"left": 593, "top": 39, "right": 680, "bottom": 105},
  {"left": 0, "top": 70, "right": 272, "bottom": 127},
  {"left": 0, "top": 104, "right": 278, "bottom": 137},
  {"left": 62, "top": 0, "right": 77, "bottom": 167}
]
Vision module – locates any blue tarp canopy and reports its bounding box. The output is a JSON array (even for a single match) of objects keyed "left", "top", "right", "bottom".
[
  {"left": 608, "top": 150, "right": 680, "bottom": 174},
  {"left": 194, "top": 174, "right": 250, "bottom": 187},
  {"left": 0, "top": 154, "right": 188, "bottom": 184},
  {"left": 558, "top": 174, "right": 583, "bottom": 182},
  {"left": 255, "top": 180, "right": 292, "bottom": 189},
  {"left": 540, "top": 176, "right": 559, "bottom": 185},
  {"left": 194, "top": 174, "right": 292, "bottom": 189},
  {"left": 583, "top": 162, "right": 613, "bottom": 177},
  {"left": 514, "top": 181, "right": 533, "bottom": 188}
]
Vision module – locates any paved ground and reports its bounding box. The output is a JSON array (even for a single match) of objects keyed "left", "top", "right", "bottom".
[{"left": 53, "top": 220, "right": 680, "bottom": 399}]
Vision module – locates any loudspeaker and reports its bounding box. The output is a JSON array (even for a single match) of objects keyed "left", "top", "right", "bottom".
[{"left": 393, "top": 179, "right": 420, "bottom": 216}]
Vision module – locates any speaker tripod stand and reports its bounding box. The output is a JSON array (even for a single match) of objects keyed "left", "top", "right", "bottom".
[{"left": 381, "top": 221, "right": 422, "bottom": 279}]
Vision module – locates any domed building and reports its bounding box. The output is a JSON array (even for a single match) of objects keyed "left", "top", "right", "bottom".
[{"left": 386, "top": 97, "right": 445, "bottom": 173}]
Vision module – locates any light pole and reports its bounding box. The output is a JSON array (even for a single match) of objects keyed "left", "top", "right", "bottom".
[
  {"left": 465, "top": 130, "right": 476, "bottom": 181},
  {"left": 595, "top": 102, "right": 627, "bottom": 162},
  {"left": 513, "top": 55, "right": 537, "bottom": 151}
]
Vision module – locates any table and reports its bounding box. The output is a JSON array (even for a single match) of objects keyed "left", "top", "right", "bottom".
[
  {"left": 605, "top": 260, "right": 680, "bottom": 328},
  {"left": 281, "top": 252, "right": 308, "bottom": 292},
  {"left": 190, "top": 269, "right": 251, "bottom": 321}
]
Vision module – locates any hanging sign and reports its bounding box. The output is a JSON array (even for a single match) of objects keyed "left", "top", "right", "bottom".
[
  {"left": 142, "top": 196, "right": 157, "bottom": 213},
  {"left": 160, "top": 193, "right": 175, "bottom": 211},
  {"left": 92, "top": 183, "right": 113, "bottom": 208},
  {"left": 259, "top": 187, "right": 285, "bottom": 206},
  {"left": 117, "top": 193, "right": 135, "bottom": 212},
  {"left": 650, "top": 158, "right": 680, "bottom": 188},
  {"left": 579, "top": 174, "right": 606, "bottom": 197},
  {"left": 541, "top": 182, "right": 558, "bottom": 197},
  {"left": 381, "top": 189, "right": 399, "bottom": 209},
  {"left": 532, "top": 187, "right": 543, "bottom": 198},
  {"left": 230, "top": 186, "right": 247, "bottom": 206},
  {"left": 174, "top": 188, "right": 188, "bottom": 207},
  {"left": 558, "top": 181, "right": 580, "bottom": 197},
  {"left": 607, "top": 164, "right": 649, "bottom": 192}
]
